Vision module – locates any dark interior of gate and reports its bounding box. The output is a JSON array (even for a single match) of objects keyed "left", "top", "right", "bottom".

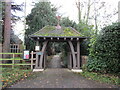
[{"left": 29, "top": 25, "right": 87, "bottom": 70}]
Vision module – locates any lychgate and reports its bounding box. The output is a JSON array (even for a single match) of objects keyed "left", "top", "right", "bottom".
[{"left": 29, "top": 25, "right": 87, "bottom": 72}]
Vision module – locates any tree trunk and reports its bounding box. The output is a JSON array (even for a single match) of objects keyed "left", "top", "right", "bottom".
[
  {"left": 118, "top": 1, "right": 120, "bottom": 22},
  {"left": 76, "top": 0, "right": 81, "bottom": 23},
  {"left": 86, "top": 0, "right": 91, "bottom": 24},
  {"left": 2, "top": 0, "right": 11, "bottom": 63},
  {"left": 3, "top": 0, "right": 11, "bottom": 53}
]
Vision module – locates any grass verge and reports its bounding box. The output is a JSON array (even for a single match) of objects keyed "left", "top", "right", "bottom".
[
  {"left": 1, "top": 67, "right": 33, "bottom": 89},
  {"left": 78, "top": 71, "right": 120, "bottom": 86}
]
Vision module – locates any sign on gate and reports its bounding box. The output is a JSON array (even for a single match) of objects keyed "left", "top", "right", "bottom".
[
  {"left": 37, "top": 52, "right": 43, "bottom": 55},
  {"left": 35, "top": 46, "right": 40, "bottom": 51},
  {"left": 23, "top": 50, "right": 29, "bottom": 59}
]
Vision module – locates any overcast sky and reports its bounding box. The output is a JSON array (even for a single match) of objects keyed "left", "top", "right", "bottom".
[{"left": 13, "top": 0, "right": 120, "bottom": 41}]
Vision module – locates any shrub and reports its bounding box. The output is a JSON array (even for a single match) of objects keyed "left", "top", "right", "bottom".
[{"left": 87, "top": 22, "right": 120, "bottom": 73}]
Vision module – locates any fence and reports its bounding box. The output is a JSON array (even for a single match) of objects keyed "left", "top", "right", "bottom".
[
  {"left": 0, "top": 53, "right": 35, "bottom": 69},
  {"left": 0, "top": 52, "right": 88, "bottom": 69}
]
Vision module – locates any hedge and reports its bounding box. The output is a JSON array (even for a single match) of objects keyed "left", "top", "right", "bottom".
[{"left": 87, "top": 22, "right": 120, "bottom": 73}]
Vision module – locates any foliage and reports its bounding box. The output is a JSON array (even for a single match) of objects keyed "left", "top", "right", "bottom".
[
  {"left": 60, "top": 17, "right": 78, "bottom": 29},
  {"left": 76, "top": 21, "right": 94, "bottom": 55},
  {"left": 87, "top": 22, "right": 120, "bottom": 73},
  {"left": 78, "top": 71, "right": 120, "bottom": 85},
  {"left": 25, "top": 2, "right": 57, "bottom": 51},
  {"left": 1, "top": 67, "right": 32, "bottom": 88},
  {"left": 11, "top": 2, "right": 23, "bottom": 24},
  {"left": 0, "top": 1, "right": 23, "bottom": 43},
  {"left": 0, "top": 1, "right": 3, "bottom": 43},
  {"left": 76, "top": 21, "right": 94, "bottom": 37},
  {"left": 60, "top": 42, "right": 69, "bottom": 67}
]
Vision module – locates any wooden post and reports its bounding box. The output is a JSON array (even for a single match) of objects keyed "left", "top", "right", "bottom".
[
  {"left": 68, "top": 41, "right": 77, "bottom": 69},
  {"left": 12, "top": 53, "right": 15, "bottom": 69},
  {"left": 36, "top": 41, "right": 39, "bottom": 46},
  {"left": 67, "top": 52, "right": 70, "bottom": 68},
  {"left": 39, "top": 41, "right": 48, "bottom": 69},
  {"left": 69, "top": 53, "right": 72, "bottom": 69},
  {"left": 31, "top": 51, "right": 33, "bottom": 69},
  {"left": 44, "top": 52, "right": 46, "bottom": 69},
  {"left": 35, "top": 52, "right": 39, "bottom": 68},
  {"left": 77, "top": 41, "right": 80, "bottom": 69}
]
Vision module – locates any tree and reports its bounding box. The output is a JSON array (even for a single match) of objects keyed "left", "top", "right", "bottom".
[
  {"left": 76, "top": 0, "right": 81, "bottom": 23},
  {"left": 25, "top": 2, "right": 57, "bottom": 51},
  {"left": 1, "top": 0, "right": 22, "bottom": 53},
  {"left": 0, "top": 1, "right": 3, "bottom": 43},
  {"left": 75, "top": 0, "right": 118, "bottom": 33},
  {"left": 60, "top": 17, "right": 77, "bottom": 29},
  {"left": 3, "top": 0, "right": 11, "bottom": 53}
]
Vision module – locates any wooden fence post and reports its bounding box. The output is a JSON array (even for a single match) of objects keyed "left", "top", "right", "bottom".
[
  {"left": 12, "top": 53, "right": 15, "bottom": 69},
  {"left": 31, "top": 51, "right": 33, "bottom": 69}
]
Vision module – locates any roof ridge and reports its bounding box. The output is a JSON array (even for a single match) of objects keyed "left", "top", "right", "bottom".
[
  {"left": 69, "top": 27, "right": 81, "bottom": 35},
  {"left": 31, "top": 25, "right": 52, "bottom": 35}
]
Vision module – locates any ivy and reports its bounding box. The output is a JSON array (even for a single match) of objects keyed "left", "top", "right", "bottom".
[{"left": 87, "top": 22, "right": 120, "bottom": 73}]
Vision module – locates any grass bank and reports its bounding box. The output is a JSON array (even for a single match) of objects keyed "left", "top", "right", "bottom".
[
  {"left": 1, "top": 67, "right": 33, "bottom": 89},
  {"left": 78, "top": 71, "right": 120, "bottom": 86}
]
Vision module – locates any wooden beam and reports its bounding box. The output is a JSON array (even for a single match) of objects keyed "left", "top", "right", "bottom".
[
  {"left": 69, "top": 53, "right": 72, "bottom": 69},
  {"left": 35, "top": 52, "right": 39, "bottom": 68},
  {"left": 64, "top": 37, "right": 66, "bottom": 40},
  {"left": 77, "top": 41, "right": 80, "bottom": 68},
  {"left": 44, "top": 37, "right": 46, "bottom": 40},
  {"left": 77, "top": 38, "right": 79, "bottom": 41},
  {"left": 71, "top": 38, "right": 73, "bottom": 40},
  {"left": 57, "top": 37, "right": 59, "bottom": 40},
  {"left": 51, "top": 37, "right": 53, "bottom": 40},
  {"left": 37, "top": 37, "right": 40, "bottom": 40},
  {"left": 31, "top": 51, "right": 34, "bottom": 69},
  {"left": 36, "top": 41, "right": 39, "bottom": 46},
  {"left": 44, "top": 52, "right": 47, "bottom": 69},
  {"left": 68, "top": 41, "right": 77, "bottom": 69},
  {"left": 39, "top": 41, "right": 48, "bottom": 69}
]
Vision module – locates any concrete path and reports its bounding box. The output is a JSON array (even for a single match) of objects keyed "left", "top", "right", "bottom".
[{"left": 9, "top": 55, "right": 119, "bottom": 88}]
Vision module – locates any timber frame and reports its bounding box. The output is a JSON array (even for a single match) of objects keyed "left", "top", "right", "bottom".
[
  {"left": 29, "top": 25, "right": 87, "bottom": 71},
  {"left": 29, "top": 36, "right": 86, "bottom": 70}
]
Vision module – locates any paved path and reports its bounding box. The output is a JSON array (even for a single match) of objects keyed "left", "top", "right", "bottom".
[
  {"left": 47, "top": 55, "right": 62, "bottom": 68},
  {"left": 10, "top": 69, "right": 118, "bottom": 88},
  {"left": 10, "top": 55, "right": 119, "bottom": 88}
]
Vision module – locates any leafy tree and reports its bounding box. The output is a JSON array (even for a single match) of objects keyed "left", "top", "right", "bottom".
[
  {"left": 76, "top": 21, "right": 94, "bottom": 55},
  {"left": 87, "top": 22, "right": 120, "bottom": 73},
  {"left": 25, "top": 2, "right": 57, "bottom": 51},
  {"left": 60, "top": 17, "right": 77, "bottom": 29},
  {"left": 1, "top": 0, "right": 22, "bottom": 50},
  {"left": 0, "top": 1, "right": 3, "bottom": 43}
]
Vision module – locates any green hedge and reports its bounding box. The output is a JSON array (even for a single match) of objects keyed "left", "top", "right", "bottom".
[{"left": 87, "top": 22, "right": 120, "bottom": 73}]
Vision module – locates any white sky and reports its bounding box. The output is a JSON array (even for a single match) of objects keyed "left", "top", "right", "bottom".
[{"left": 13, "top": 0, "right": 120, "bottom": 41}]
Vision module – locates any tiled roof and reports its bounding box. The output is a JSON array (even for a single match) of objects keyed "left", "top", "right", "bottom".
[{"left": 31, "top": 25, "right": 83, "bottom": 37}]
